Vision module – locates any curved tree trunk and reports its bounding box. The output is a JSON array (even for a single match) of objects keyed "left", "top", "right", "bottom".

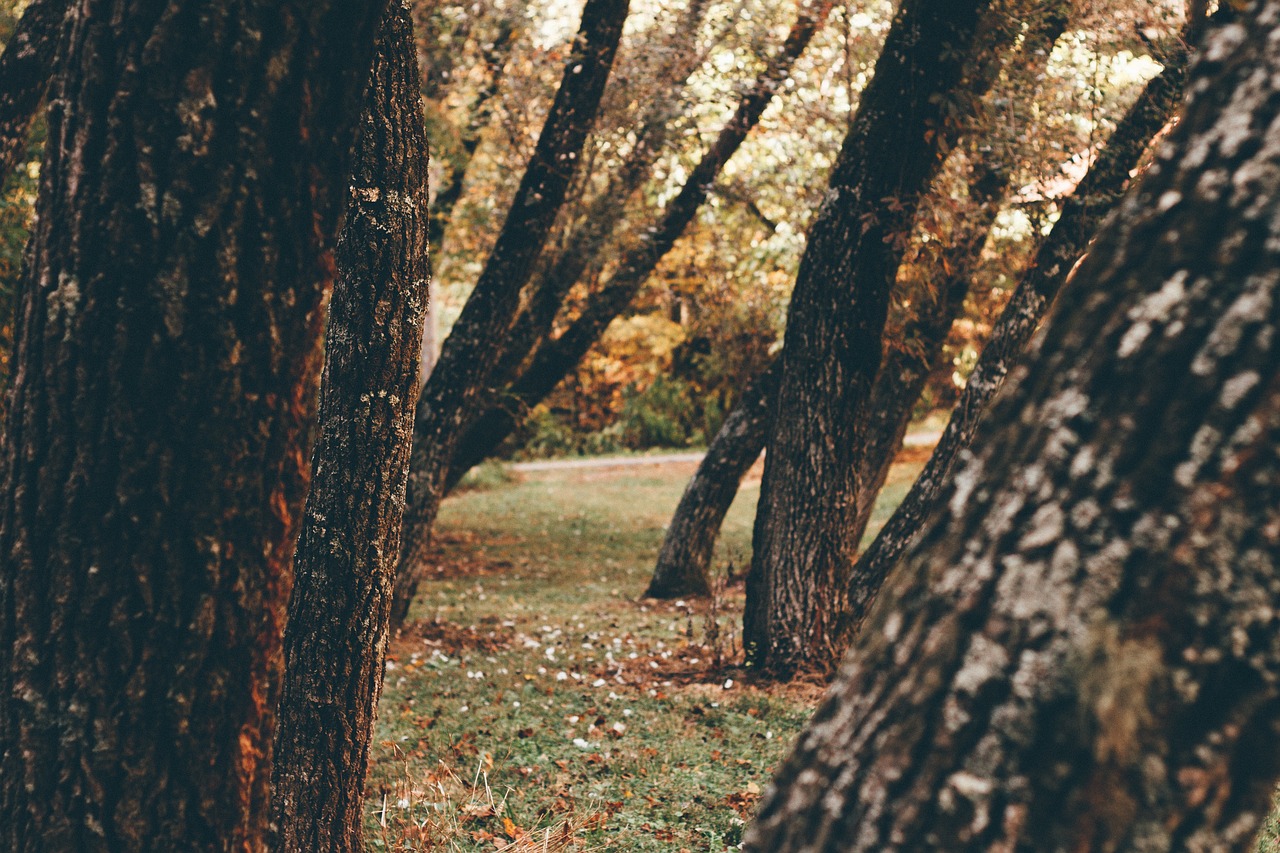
[
  {"left": 391, "top": 0, "right": 631, "bottom": 627},
  {"left": 441, "top": 0, "right": 836, "bottom": 494},
  {"left": 0, "top": 0, "right": 387, "bottom": 848},
  {"left": 645, "top": 360, "right": 781, "bottom": 599},
  {"left": 745, "top": 8, "right": 1280, "bottom": 848},
  {"left": 0, "top": 0, "right": 64, "bottom": 186},
  {"left": 744, "top": 0, "right": 1010, "bottom": 677},
  {"left": 836, "top": 44, "right": 1188, "bottom": 642},
  {"left": 270, "top": 5, "right": 429, "bottom": 851}
]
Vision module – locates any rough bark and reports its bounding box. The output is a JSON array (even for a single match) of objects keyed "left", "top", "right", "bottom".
[
  {"left": 0, "top": 0, "right": 64, "bottom": 186},
  {"left": 838, "top": 47, "right": 1188, "bottom": 642},
  {"left": 270, "top": 5, "right": 429, "bottom": 852},
  {"left": 745, "top": 8, "right": 1280, "bottom": 849},
  {"left": 645, "top": 360, "right": 781, "bottom": 599},
  {"left": 744, "top": 0, "right": 1008, "bottom": 676},
  {"left": 0, "top": 0, "right": 387, "bottom": 849},
  {"left": 440, "top": 0, "right": 836, "bottom": 493},
  {"left": 391, "top": 0, "right": 630, "bottom": 627}
]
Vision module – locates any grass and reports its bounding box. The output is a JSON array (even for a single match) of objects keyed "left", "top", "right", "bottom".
[
  {"left": 365, "top": 451, "right": 926, "bottom": 851},
  {"left": 367, "top": 445, "right": 1280, "bottom": 851}
]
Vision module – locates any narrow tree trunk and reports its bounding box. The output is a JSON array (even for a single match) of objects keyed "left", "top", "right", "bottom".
[
  {"left": 485, "top": 0, "right": 714, "bottom": 393},
  {"left": 645, "top": 360, "right": 781, "bottom": 599},
  {"left": 745, "top": 8, "right": 1280, "bottom": 848},
  {"left": 441, "top": 0, "right": 836, "bottom": 493},
  {"left": 0, "top": 0, "right": 63, "bottom": 186},
  {"left": 391, "top": 0, "right": 630, "bottom": 627},
  {"left": 0, "top": 0, "right": 386, "bottom": 849},
  {"left": 837, "top": 46, "right": 1187, "bottom": 642},
  {"left": 271, "top": 5, "right": 429, "bottom": 851},
  {"left": 744, "top": 0, "right": 1007, "bottom": 677}
]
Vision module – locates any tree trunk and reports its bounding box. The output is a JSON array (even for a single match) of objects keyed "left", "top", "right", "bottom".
[
  {"left": 478, "top": 0, "right": 714, "bottom": 399},
  {"left": 391, "top": 0, "right": 630, "bottom": 627},
  {"left": 744, "top": 0, "right": 1008, "bottom": 677},
  {"left": 270, "top": 5, "right": 429, "bottom": 851},
  {"left": 441, "top": 0, "right": 835, "bottom": 493},
  {"left": 0, "top": 0, "right": 386, "bottom": 849},
  {"left": 837, "top": 45, "right": 1188, "bottom": 643},
  {"left": 645, "top": 360, "right": 781, "bottom": 599},
  {"left": 743, "top": 8, "right": 1280, "bottom": 850},
  {"left": 643, "top": 3, "right": 1072, "bottom": 602},
  {"left": 642, "top": 157, "right": 1011, "bottom": 603},
  {"left": 0, "top": 0, "right": 63, "bottom": 186}
]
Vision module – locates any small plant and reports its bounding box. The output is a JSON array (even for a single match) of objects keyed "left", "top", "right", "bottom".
[{"left": 455, "top": 460, "right": 517, "bottom": 493}]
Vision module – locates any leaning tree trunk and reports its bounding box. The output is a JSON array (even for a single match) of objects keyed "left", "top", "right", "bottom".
[
  {"left": 390, "top": 0, "right": 630, "bottom": 627},
  {"left": 645, "top": 360, "right": 782, "bottom": 599},
  {"left": 0, "top": 0, "right": 387, "bottom": 849},
  {"left": 643, "top": 4, "right": 1069, "bottom": 603},
  {"left": 440, "top": 0, "right": 836, "bottom": 494},
  {"left": 271, "top": 6, "right": 429, "bottom": 852},
  {"left": 836, "top": 44, "right": 1188, "bottom": 643},
  {"left": 477, "top": 0, "right": 715, "bottom": 399},
  {"left": 0, "top": 0, "right": 63, "bottom": 186},
  {"left": 744, "top": 0, "right": 1009, "bottom": 677},
  {"left": 743, "top": 8, "right": 1280, "bottom": 851},
  {"left": 643, "top": 158, "right": 1003, "bottom": 602}
]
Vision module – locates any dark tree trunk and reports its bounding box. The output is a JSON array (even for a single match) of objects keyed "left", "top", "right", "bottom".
[
  {"left": 744, "top": 0, "right": 1007, "bottom": 677},
  {"left": 391, "top": 0, "right": 630, "bottom": 627},
  {"left": 744, "top": 8, "right": 1280, "bottom": 849},
  {"left": 481, "top": 0, "right": 715, "bottom": 399},
  {"left": 645, "top": 360, "right": 781, "bottom": 599},
  {"left": 0, "top": 0, "right": 387, "bottom": 849},
  {"left": 837, "top": 46, "right": 1187, "bottom": 642},
  {"left": 441, "top": 0, "right": 835, "bottom": 493},
  {"left": 0, "top": 0, "right": 63, "bottom": 186},
  {"left": 270, "top": 6, "right": 429, "bottom": 852},
  {"left": 643, "top": 152, "right": 1012, "bottom": 603}
]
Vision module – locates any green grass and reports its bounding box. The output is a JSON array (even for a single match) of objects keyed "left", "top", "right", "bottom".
[
  {"left": 366, "top": 447, "right": 1280, "bottom": 851},
  {"left": 365, "top": 453, "right": 926, "bottom": 851}
]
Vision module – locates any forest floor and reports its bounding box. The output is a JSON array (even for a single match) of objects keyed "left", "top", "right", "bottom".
[
  {"left": 364, "top": 440, "right": 1280, "bottom": 852},
  {"left": 363, "top": 443, "right": 929, "bottom": 851}
]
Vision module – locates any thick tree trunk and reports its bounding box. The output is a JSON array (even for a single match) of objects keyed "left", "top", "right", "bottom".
[
  {"left": 744, "top": 0, "right": 1007, "bottom": 677},
  {"left": 0, "top": 1, "right": 387, "bottom": 849},
  {"left": 0, "top": 0, "right": 63, "bottom": 186},
  {"left": 440, "top": 0, "right": 836, "bottom": 494},
  {"left": 270, "top": 6, "right": 429, "bottom": 852},
  {"left": 743, "top": 9, "right": 1280, "bottom": 851},
  {"left": 837, "top": 47, "right": 1187, "bottom": 643},
  {"left": 391, "top": 0, "right": 630, "bottom": 627},
  {"left": 645, "top": 360, "right": 781, "bottom": 599}
]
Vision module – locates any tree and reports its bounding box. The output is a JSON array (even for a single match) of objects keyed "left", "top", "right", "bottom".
[
  {"left": 0, "top": 0, "right": 387, "bottom": 847},
  {"left": 838, "top": 39, "right": 1188, "bottom": 641},
  {"left": 743, "top": 0, "right": 1015, "bottom": 676},
  {"left": 743, "top": 4, "right": 1280, "bottom": 849},
  {"left": 270, "top": 4, "right": 429, "bottom": 851},
  {"left": 391, "top": 0, "right": 631, "bottom": 627},
  {"left": 439, "top": 0, "right": 837, "bottom": 497}
]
